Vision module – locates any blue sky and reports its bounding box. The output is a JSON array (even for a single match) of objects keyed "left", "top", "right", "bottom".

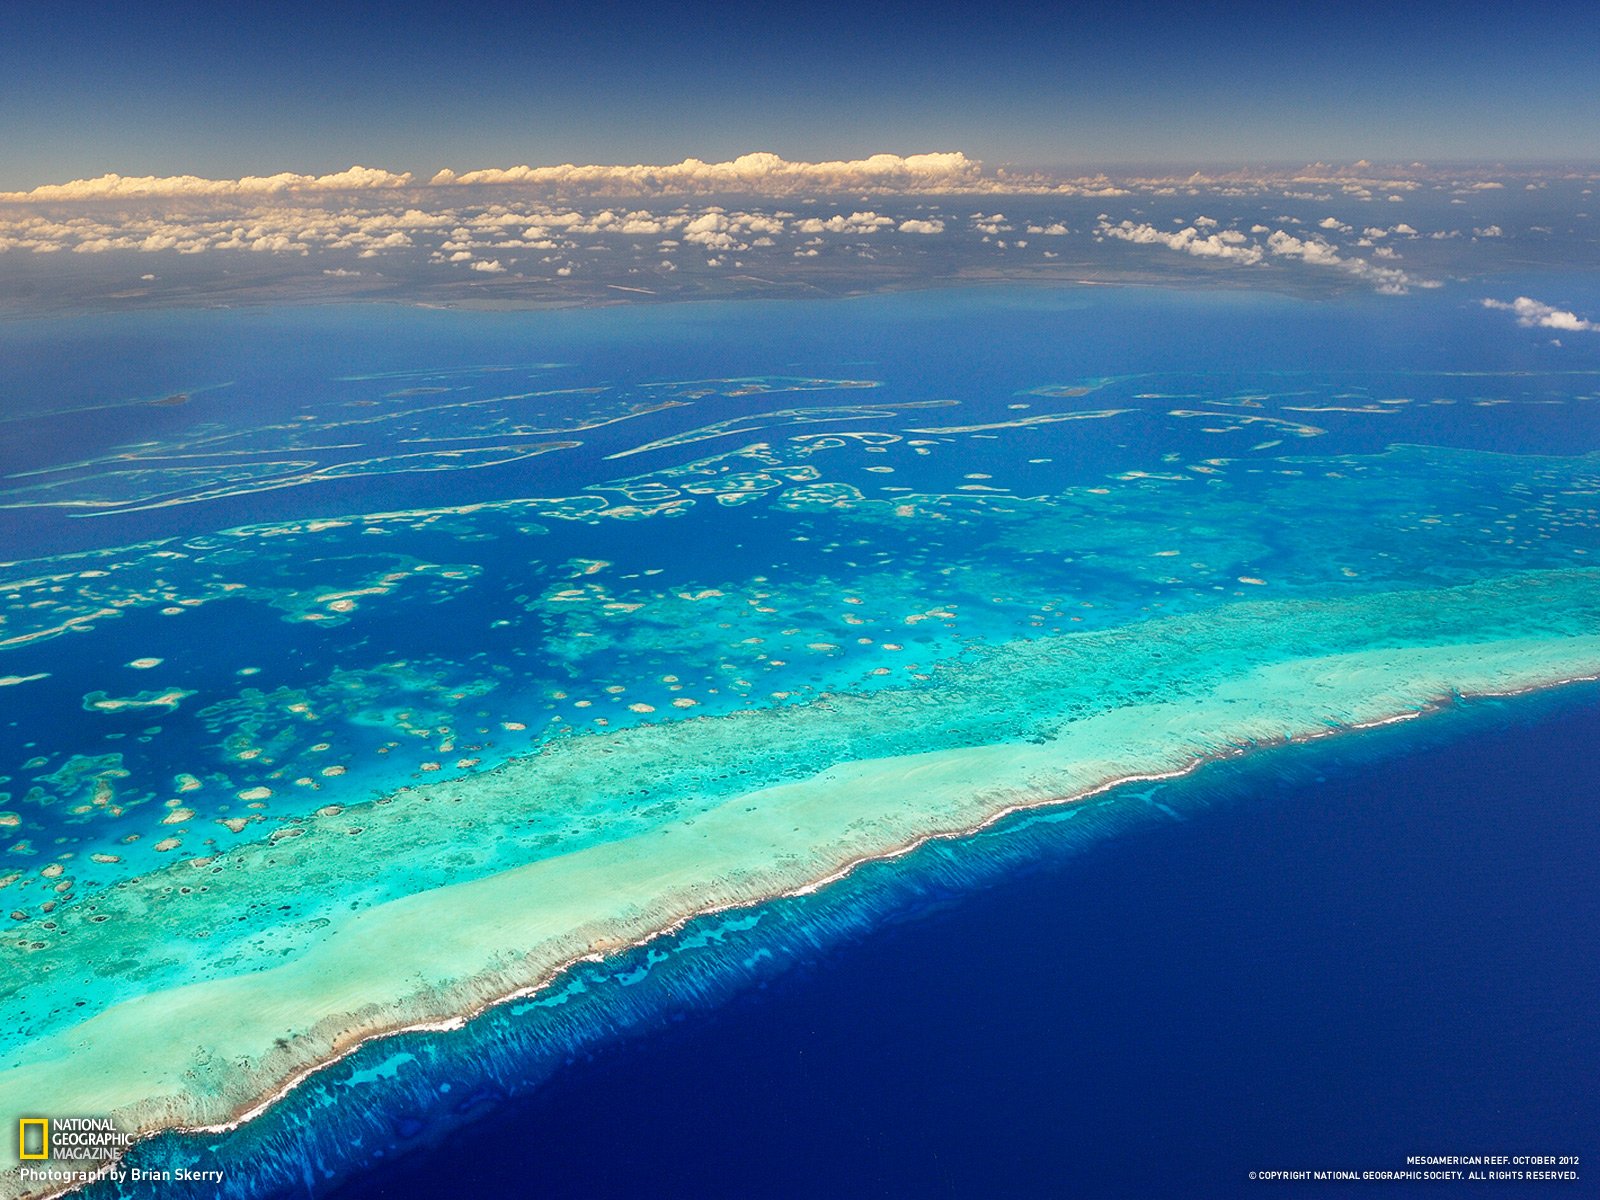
[{"left": 5, "top": 0, "right": 1597, "bottom": 188}]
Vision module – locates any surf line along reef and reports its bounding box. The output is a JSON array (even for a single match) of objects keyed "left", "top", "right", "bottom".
[{"left": 3, "top": 567, "right": 1599, "bottom": 1196}]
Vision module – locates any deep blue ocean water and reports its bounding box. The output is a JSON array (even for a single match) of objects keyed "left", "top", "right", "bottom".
[
  {"left": 325, "top": 688, "right": 1599, "bottom": 1200},
  {"left": 10, "top": 284, "right": 1596, "bottom": 897},
  {"left": 4, "top": 282, "right": 1597, "bottom": 1199}
]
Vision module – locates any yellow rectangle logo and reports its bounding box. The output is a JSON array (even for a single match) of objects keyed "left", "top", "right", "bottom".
[{"left": 18, "top": 1118, "right": 48, "bottom": 1160}]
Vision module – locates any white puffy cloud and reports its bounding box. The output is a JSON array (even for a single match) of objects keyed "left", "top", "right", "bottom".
[
  {"left": 1098, "top": 214, "right": 1435, "bottom": 293},
  {"left": 469, "top": 258, "right": 505, "bottom": 273},
  {"left": 1266, "top": 230, "right": 1342, "bottom": 266},
  {"left": 738, "top": 214, "right": 784, "bottom": 235},
  {"left": 0, "top": 154, "right": 1552, "bottom": 302},
  {"left": 1482, "top": 297, "right": 1598, "bottom": 332},
  {"left": 1097, "top": 219, "right": 1264, "bottom": 265},
  {"left": 615, "top": 214, "right": 668, "bottom": 234},
  {"left": 1264, "top": 228, "right": 1431, "bottom": 292},
  {"left": 0, "top": 165, "right": 412, "bottom": 201},
  {"left": 674, "top": 208, "right": 787, "bottom": 248},
  {"left": 430, "top": 151, "right": 985, "bottom": 196},
  {"left": 680, "top": 212, "right": 741, "bottom": 249},
  {"left": 793, "top": 211, "right": 893, "bottom": 234}
]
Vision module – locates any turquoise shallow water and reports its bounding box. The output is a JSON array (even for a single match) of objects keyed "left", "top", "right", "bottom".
[
  {"left": 1, "top": 283, "right": 1598, "bottom": 1196},
  {"left": 3, "top": 287, "right": 1595, "bottom": 894},
  {"left": 74, "top": 683, "right": 1600, "bottom": 1199}
]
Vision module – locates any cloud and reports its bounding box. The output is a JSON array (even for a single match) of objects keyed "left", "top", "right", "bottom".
[
  {"left": 1266, "top": 230, "right": 1342, "bottom": 266},
  {"left": 680, "top": 212, "right": 741, "bottom": 249},
  {"left": 0, "top": 155, "right": 1545, "bottom": 304},
  {"left": 792, "top": 211, "right": 893, "bottom": 234},
  {"left": 1482, "top": 296, "right": 1598, "bottom": 331},
  {"left": 0, "top": 165, "right": 413, "bottom": 202},
  {"left": 1265, "top": 228, "right": 1435, "bottom": 292},
  {"left": 429, "top": 151, "right": 986, "bottom": 196},
  {"left": 1095, "top": 214, "right": 1437, "bottom": 293},
  {"left": 5, "top": 158, "right": 1577, "bottom": 214},
  {"left": 1097, "top": 219, "right": 1264, "bottom": 265},
  {"left": 673, "top": 208, "right": 788, "bottom": 248}
]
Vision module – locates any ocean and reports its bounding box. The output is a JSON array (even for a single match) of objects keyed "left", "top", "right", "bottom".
[
  {"left": 1, "top": 282, "right": 1596, "bottom": 1198},
  {"left": 331, "top": 686, "right": 1600, "bottom": 1199}
]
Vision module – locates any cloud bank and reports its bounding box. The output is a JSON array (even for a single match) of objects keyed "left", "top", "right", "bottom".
[
  {"left": 5, "top": 155, "right": 1585, "bottom": 208},
  {"left": 1, "top": 166, "right": 414, "bottom": 202},
  {"left": 0, "top": 154, "right": 1573, "bottom": 307},
  {"left": 428, "top": 151, "right": 985, "bottom": 195}
]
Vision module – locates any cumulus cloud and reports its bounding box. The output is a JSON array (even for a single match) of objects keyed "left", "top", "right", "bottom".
[
  {"left": 970, "top": 213, "right": 1015, "bottom": 235},
  {"left": 429, "top": 151, "right": 985, "bottom": 196},
  {"left": 0, "top": 165, "right": 412, "bottom": 202},
  {"left": 680, "top": 211, "right": 741, "bottom": 249},
  {"left": 793, "top": 211, "right": 893, "bottom": 234},
  {"left": 1265, "top": 228, "right": 1433, "bottom": 292},
  {"left": 0, "top": 153, "right": 1547, "bottom": 304},
  {"left": 1093, "top": 214, "right": 1437, "bottom": 293},
  {"left": 1482, "top": 296, "right": 1598, "bottom": 332},
  {"left": 1097, "top": 219, "right": 1264, "bottom": 265},
  {"left": 674, "top": 208, "right": 789, "bottom": 248},
  {"left": 1266, "top": 229, "right": 1343, "bottom": 266}
]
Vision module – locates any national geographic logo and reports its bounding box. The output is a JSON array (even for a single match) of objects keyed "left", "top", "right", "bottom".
[
  {"left": 13, "top": 1117, "right": 223, "bottom": 1189},
  {"left": 15, "top": 1116, "right": 132, "bottom": 1161},
  {"left": 18, "top": 1119, "right": 47, "bottom": 1161}
]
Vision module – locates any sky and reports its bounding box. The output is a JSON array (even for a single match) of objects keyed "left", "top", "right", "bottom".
[{"left": 4, "top": 0, "right": 1598, "bottom": 190}]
